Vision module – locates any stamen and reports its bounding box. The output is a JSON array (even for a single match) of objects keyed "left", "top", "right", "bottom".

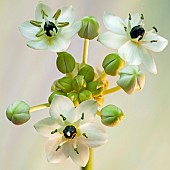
[
  {"left": 129, "top": 13, "right": 132, "bottom": 20},
  {"left": 153, "top": 26, "right": 158, "bottom": 32},
  {"left": 57, "top": 22, "right": 69, "bottom": 28},
  {"left": 81, "top": 113, "right": 84, "bottom": 120},
  {"left": 56, "top": 146, "right": 61, "bottom": 151},
  {"left": 30, "top": 20, "right": 42, "bottom": 27},
  {"left": 82, "top": 133, "right": 88, "bottom": 138},
  {"left": 150, "top": 40, "right": 158, "bottom": 43},
  {"left": 36, "top": 29, "right": 46, "bottom": 37},
  {"left": 53, "top": 9, "right": 61, "bottom": 20},
  {"left": 141, "top": 14, "right": 144, "bottom": 20},
  {"left": 74, "top": 148, "right": 79, "bottom": 154},
  {"left": 41, "top": 10, "right": 48, "bottom": 19},
  {"left": 60, "top": 114, "right": 66, "bottom": 121},
  {"left": 51, "top": 129, "right": 58, "bottom": 134},
  {"left": 124, "top": 26, "right": 127, "bottom": 31}
]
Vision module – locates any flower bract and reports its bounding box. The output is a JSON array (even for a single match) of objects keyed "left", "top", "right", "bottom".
[
  {"left": 98, "top": 12, "right": 168, "bottom": 74},
  {"left": 34, "top": 95, "right": 108, "bottom": 167},
  {"left": 19, "top": 2, "right": 81, "bottom": 52}
]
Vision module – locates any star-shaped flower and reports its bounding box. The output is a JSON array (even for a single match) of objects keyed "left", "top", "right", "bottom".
[
  {"left": 98, "top": 12, "right": 168, "bottom": 74},
  {"left": 19, "top": 2, "right": 81, "bottom": 52},
  {"left": 34, "top": 95, "right": 108, "bottom": 167}
]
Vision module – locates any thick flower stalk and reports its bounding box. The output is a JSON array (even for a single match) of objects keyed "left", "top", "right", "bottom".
[
  {"left": 19, "top": 2, "right": 81, "bottom": 52},
  {"left": 34, "top": 95, "right": 108, "bottom": 167},
  {"left": 98, "top": 12, "right": 168, "bottom": 74}
]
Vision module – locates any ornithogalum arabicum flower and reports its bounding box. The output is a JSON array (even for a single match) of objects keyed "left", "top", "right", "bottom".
[
  {"left": 98, "top": 12, "right": 168, "bottom": 74},
  {"left": 34, "top": 95, "right": 108, "bottom": 167},
  {"left": 19, "top": 2, "right": 81, "bottom": 52}
]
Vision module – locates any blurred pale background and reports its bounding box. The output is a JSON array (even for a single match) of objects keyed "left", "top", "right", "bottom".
[{"left": 0, "top": 0, "right": 170, "bottom": 170}]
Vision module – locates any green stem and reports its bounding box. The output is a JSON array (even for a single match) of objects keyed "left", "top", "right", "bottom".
[
  {"left": 29, "top": 103, "right": 50, "bottom": 113},
  {"left": 81, "top": 148, "right": 93, "bottom": 170},
  {"left": 103, "top": 86, "right": 122, "bottom": 95},
  {"left": 82, "top": 39, "right": 89, "bottom": 64}
]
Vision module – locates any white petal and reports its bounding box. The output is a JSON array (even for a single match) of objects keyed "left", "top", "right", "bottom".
[
  {"left": 141, "top": 49, "right": 157, "bottom": 74},
  {"left": 118, "top": 40, "right": 142, "bottom": 65},
  {"left": 142, "top": 32, "right": 168, "bottom": 52},
  {"left": 67, "top": 141, "right": 89, "bottom": 167},
  {"left": 58, "top": 6, "right": 75, "bottom": 25},
  {"left": 19, "top": 21, "right": 39, "bottom": 40},
  {"left": 35, "top": 2, "right": 53, "bottom": 21},
  {"left": 34, "top": 117, "right": 62, "bottom": 137},
  {"left": 27, "top": 39, "right": 48, "bottom": 50},
  {"left": 79, "top": 123, "right": 108, "bottom": 148},
  {"left": 45, "top": 136, "right": 69, "bottom": 163},
  {"left": 73, "top": 100, "right": 98, "bottom": 124},
  {"left": 103, "top": 11, "right": 126, "bottom": 35},
  {"left": 125, "top": 13, "right": 142, "bottom": 28},
  {"left": 50, "top": 95, "right": 75, "bottom": 121},
  {"left": 60, "top": 21, "right": 82, "bottom": 39},
  {"left": 98, "top": 32, "right": 128, "bottom": 49},
  {"left": 47, "top": 36, "right": 71, "bottom": 52}
]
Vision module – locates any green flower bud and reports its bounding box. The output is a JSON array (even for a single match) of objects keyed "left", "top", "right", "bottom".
[
  {"left": 78, "top": 16, "right": 100, "bottom": 40},
  {"left": 78, "top": 64, "right": 95, "bottom": 83},
  {"left": 56, "top": 52, "right": 75, "bottom": 74},
  {"left": 48, "top": 90, "right": 66, "bottom": 104},
  {"left": 101, "top": 104, "right": 124, "bottom": 127},
  {"left": 6, "top": 101, "right": 30, "bottom": 125},
  {"left": 102, "top": 53, "right": 125, "bottom": 76},
  {"left": 67, "top": 92, "right": 79, "bottom": 107},
  {"left": 79, "top": 90, "right": 93, "bottom": 102},
  {"left": 87, "top": 81, "right": 103, "bottom": 97},
  {"left": 51, "top": 77, "right": 73, "bottom": 93},
  {"left": 117, "top": 65, "right": 145, "bottom": 94},
  {"left": 72, "top": 75, "right": 86, "bottom": 92}
]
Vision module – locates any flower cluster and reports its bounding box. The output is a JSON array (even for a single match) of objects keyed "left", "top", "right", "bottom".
[{"left": 6, "top": 1, "right": 168, "bottom": 169}]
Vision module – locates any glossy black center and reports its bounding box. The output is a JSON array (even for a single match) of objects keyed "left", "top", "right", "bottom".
[
  {"left": 44, "top": 21, "right": 58, "bottom": 37},
  {"left": 63, "top": 125, "right": 77, "bottom": 139},
  {"left": 130, "top": 25, "right": 145, "bottom": 40}
]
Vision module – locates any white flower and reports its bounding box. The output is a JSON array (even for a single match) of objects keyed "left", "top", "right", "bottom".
[
  {"left": 34, "top": 95, "right": 108, "bottom": 167},
  {"left": 98, "top": 12, "right": 168, "bottom": 74},
  {"left": 19, "top": 2, "right": 81, "bottom": 52}
]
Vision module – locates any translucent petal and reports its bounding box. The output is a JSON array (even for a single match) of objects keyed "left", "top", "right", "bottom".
[
  {"left": 27, "top": 39, "right": 48, "bottom": 50},
  {"left": 45, "top": 136, "right": 69, "bottom": 163},
  {"left": 34, "top": 117, "right": 62, "bottom": 137},
  {"left": 73, "top": 100, "right": 98, "bottom": 124},
  {"left": 118, "top": 40, "right": 142, "bottom": 65},
  {"left": 141, "top": 32, "right": 168, "bottom": 52},
  {"left": 50, "top": 95, "right": 75, "bottom": 121},
  {"left": 103, "top": 11, "right": 126, "bottom": 35},
  {"left": 98, "top": 32, "right": 128, "bottom": 50},
  {"left": 35, "top": 2, "right": 53, "bottom": 21},
  {"left": 58, "top": 6, "right": 75, "bottom": 25},
  {"left": 47, "top": 36, "right": 71, "bottom": 52},
  {"left": 19, "top": 21, "right": 39, "bottom": 40},
  {"left": 67, "top": 141, "right": 89, "bottom": 167},
  {"left": 141, "top": 49, "right": 157, "bottom": 74},
  {"left": 79, "top": 123, "right": 108, "bottom": 148},
  {"left": 60, "top": 21, "right": 82, "bottom": 39}
]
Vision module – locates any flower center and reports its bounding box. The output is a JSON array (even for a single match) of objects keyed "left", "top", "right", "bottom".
[
  {"left": 130, "top": 25, "right": 145, "bottom": 40},
  {"left": 44, "top": 21, "right": 58, "bottom": 37},
  {"left": 63, "top": 125, "right": 77, "bottom": 139}
]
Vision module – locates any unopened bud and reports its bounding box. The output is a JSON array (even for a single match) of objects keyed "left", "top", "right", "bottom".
[
  {"left": 6, "top": 101, "right": 30, "bottom": 125},
  {"left": 79, "top": 90, "right": 93, "bottom": 102},
  {"left": 72, "top": 75, "right": 86, "bottom": 92},
  {"left": 87, "top": 81, "right": 103, "bottom": 97},
  {"left": 101, "top": 104, "right": 124, "bottom": 127},
  {"left": 67, "top": 92, "right": 79, "bottom": 107},
  {"left": 117, "top": 65, "right": 145, "bottom": 94},
  {"left": 78, "top": 16, "right": 100, "bottom": 40},
  {"left": 48, "top": 90, "right": 66, "bottom": 104}
]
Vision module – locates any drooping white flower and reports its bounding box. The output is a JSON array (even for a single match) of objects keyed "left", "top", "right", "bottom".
[
  {"left": 34, "top": 95, "right": 108, "bottom": 167},
  {"left": 98, "top": 12, "right": 168, "bottom": 74},
  {"left": 19, "top": 2, "right": 81, "bottom": 52}
]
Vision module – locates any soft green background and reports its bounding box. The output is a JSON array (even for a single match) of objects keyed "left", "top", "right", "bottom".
[{"left": 0, "top": 0, "right": 170, "bottom": 170}]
